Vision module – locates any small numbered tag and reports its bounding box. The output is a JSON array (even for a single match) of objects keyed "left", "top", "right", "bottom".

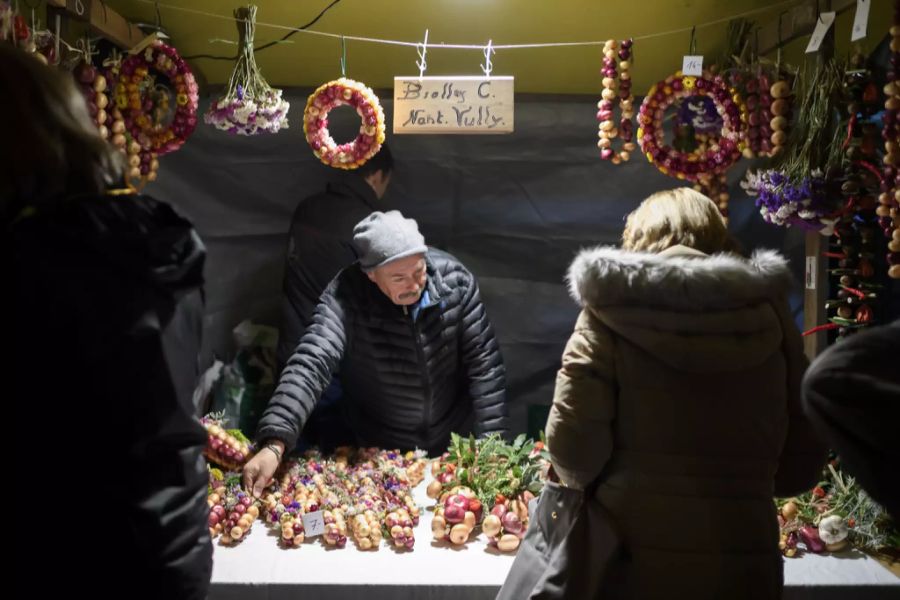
[
  {"left": 805, "top": 12, "right": 836, "bottom": 53},
  {"left": 851, "top": 0, "right": 870, "bottom": 42},
  {"left": 682, "top": 55, "right": 703, "bottom": 76},
  {"left": 301, "top": 510, "right": 326, "bottom": 537}
]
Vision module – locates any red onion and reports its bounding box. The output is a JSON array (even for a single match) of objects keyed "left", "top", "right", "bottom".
[{"left": 501, "top": 512, "right": 523, "bottom": 534}]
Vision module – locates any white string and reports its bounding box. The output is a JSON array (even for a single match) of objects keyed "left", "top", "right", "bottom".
[
  {"left": 416, "top": 29, "right": 428, "bottom": 79},
  {"left": 481, "top": 39, "right": 494, "bottom": 77},
  {"left": 130, "top": 0, "right": 801, "bottom": 52}
]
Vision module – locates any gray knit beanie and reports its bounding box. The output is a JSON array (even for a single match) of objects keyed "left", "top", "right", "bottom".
[{"left": 353, "top": 210, "right": 428, "bottom": 272}]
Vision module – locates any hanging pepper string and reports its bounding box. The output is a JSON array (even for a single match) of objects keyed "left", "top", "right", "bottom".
[{"left": 802, "top": 323, "right": 840, "bottom": 336}]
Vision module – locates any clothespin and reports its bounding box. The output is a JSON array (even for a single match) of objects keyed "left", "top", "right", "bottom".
[
  {"left": 481, "top": 39, "right": 494, "bottom": 77},
  {"left": 416, "top": 29, "right": 428, "bottom": 80}
]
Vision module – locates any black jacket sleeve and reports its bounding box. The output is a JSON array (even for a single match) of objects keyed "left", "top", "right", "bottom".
[
  {"left": 458, "top": 272, "right": 509, "bottom": 438},
  {"left": 257, "top": 283, "right": 349, "bottom": 449},
  {"left": 106, "top": 288, "right": 213, "bottom": 600},
  {"left": 802, "top": 320, "right": 900, "bottom": 517},
  {"left": 771, "top": 298, "right": 825, "bottom": 497}
]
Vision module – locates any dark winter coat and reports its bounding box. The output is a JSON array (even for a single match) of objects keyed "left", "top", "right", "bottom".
[
  {"left": 10, "top": 193, "right": 212, "bottom": 600},
  {"left": 547, "top": 245, "right": 825, "bottom": 600}
]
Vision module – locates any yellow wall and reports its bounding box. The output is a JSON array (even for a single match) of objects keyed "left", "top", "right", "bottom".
[{"left": 105, "top": 0, "right": 894, "bottom": 95}]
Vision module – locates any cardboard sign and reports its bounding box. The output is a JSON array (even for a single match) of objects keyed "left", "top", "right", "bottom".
[
  {"left": 806, "top": 12, "right": 836, "bottom": 53},
  {"left": 682, "top": 55, "right": 704, "bottom": 76},
  {"left": 301, "top": 511, "right": 326, "bottom": 537},
  {"left": 851, "top": 0, "right": 870, "bottom": 42},
  {"left": 393, "top": 76, "right": 514, "bottom": 134}
]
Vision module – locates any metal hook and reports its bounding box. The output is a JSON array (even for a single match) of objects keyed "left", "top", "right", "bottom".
[
  {"left": 340, "top": 34, "right": 346, "bottom": 77},
  {"left": 416, "top": 29, "right": 429, "bottom": 80},
  {"left": 480, "top": 39, "right": 494, "bottom": 77},
  {"left": 689, "top": 25, "right": 697, "bottom": 55}
]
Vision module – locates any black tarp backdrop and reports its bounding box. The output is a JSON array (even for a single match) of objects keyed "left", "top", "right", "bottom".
[{"left": 145, "top": 88, "right": 808, "bottom": 435}]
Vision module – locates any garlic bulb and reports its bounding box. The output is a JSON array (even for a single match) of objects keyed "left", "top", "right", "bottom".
[{"left": 818, "top": 515, "right": 849, "bottom": 545}]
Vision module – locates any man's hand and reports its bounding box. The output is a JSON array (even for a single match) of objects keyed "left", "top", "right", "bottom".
[{"left": 242, "top": 441, "right": 284, "bottom": 498}]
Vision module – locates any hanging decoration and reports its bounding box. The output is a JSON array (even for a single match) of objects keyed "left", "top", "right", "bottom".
[
  {"left": 742, "top": 61, "right": 845, "bottom": 234},
  {"left": 74, "top": 57, "right": 110, "bottom": 140},
  {"left": 204, "top": 5, "right": 290, "bottom": 136},
  {"left": 106, "top": 57, "right": 160, "bottom": 187},
  {"left": 637, "top": 71, "right": 748, "bottom": 216},
  {"left": 115, "top": 40, "right": 199, "bottom": 156},
  {"left": 820, "top": 52, "right": 885, "bottom": 339},
  {"left": 303, "top": 78, "right": 385, "bottom": 169},
  {"left": 882, "top": 16, "right": 900, "bottom": 278},
  {"left": 597, "top": 38, "right": 635, "bottom": 163}
]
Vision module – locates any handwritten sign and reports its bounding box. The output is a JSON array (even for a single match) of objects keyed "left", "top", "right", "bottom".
[
  {"left": 805, "top": 12, "right": 836, "bottom": 53},
  {"left": 682, "top": 55, "right": 704, "bottom": 76},
  {"left": 851, "top": 0, "right": 870, "bottom": 42},
  {"left": 301, "top": 510, "right": 325, "bottom": 537},
  {"left": 393, "top": 76, "right": 514, "bottom": 134}
]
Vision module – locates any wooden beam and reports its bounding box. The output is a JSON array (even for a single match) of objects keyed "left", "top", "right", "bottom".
[
  {"left": 802, "top": 0, "right": 835, "bottom": 362},
  {"left": 756, "top": 0, "right": 856, "bottom": 56},
  {"left": 47, "top": 0, "right": 144, "bottom": 50}
]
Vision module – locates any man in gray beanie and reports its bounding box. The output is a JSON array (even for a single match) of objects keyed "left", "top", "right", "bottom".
[{"left": 244, "top": 210, "right": 509, "bottom": 495}]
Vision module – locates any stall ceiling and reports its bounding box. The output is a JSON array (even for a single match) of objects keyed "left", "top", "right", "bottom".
[{"left": 102, "top": 0, "right": 893, "bottom": 95}]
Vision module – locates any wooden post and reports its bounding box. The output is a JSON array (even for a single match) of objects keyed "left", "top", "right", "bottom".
[
  {"left": 804, "top": 234, "right": 828, "bottom": 360},
  {"left": 802, "top": 0, "right": 835, "bottom": 361}
]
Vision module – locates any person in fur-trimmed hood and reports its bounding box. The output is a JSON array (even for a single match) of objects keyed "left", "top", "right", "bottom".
[{"left": 545, "top": 188, "right": 825, "bottom": 599}]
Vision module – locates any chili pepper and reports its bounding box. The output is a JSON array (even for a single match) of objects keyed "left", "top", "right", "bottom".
[
  {"left": 842, "top": 114, "right": 857, "bottom": 149},
  {"left": 13, "top": 15, "right": 28, "bottom": 41},
  {"left": 853, "top": 160, "right": 885, "bottom": 185},
  {"left": 802, "top": 323, "right": 840, "bottom": 336},
  {"left": 840, "top": 285, "right": 867, "bottom": 299},
  {"left": 855, "top": 304, "right": 873, "bottom": 324}
]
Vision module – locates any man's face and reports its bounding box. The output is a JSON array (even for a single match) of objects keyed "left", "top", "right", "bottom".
[
  {"left": 365, "top": 170, "right": 391, "bottom": 200},
  {"left": 367, "top": 253, "right": 426, "bottom": 306}
]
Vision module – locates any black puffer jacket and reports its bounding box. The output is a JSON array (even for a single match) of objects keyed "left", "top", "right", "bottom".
[
  {"left": 257, "top": 248, "right": 509, "bottom": 455},
  {"left": 277, "top": 176, "right": 381, "bottom": 369},
  {"left": 10, "top": 193, "right": 212, "bottom": 600}
]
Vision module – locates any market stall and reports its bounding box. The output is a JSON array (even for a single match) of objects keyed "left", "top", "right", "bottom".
[{"left": 4, "top": 0, "right": 899, "bottom": 598}]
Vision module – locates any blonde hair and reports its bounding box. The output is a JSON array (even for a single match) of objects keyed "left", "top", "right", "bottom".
[{"left": 621, "top": 187, "right": 729, "bottom": 254}]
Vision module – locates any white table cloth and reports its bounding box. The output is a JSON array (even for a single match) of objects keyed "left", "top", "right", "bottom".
[{"left": 211, "top": 475, "right": 898, "bottom": 599}]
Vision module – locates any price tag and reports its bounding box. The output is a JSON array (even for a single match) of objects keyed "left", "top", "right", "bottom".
[
  {"left": 851, "top": 0, "right": 870, "bottom": 42},
  {"left": 805, "top": 12, "right": 836, "bottom": 53},
  {"left": 682, "top": 55, "right": 703, "bottom": 76},
  {"left": 805, "top": 256, "right": 817, "bottom": 290},
  {"left": 301, "top": 510, "right": 326, "bottom": 537}
]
